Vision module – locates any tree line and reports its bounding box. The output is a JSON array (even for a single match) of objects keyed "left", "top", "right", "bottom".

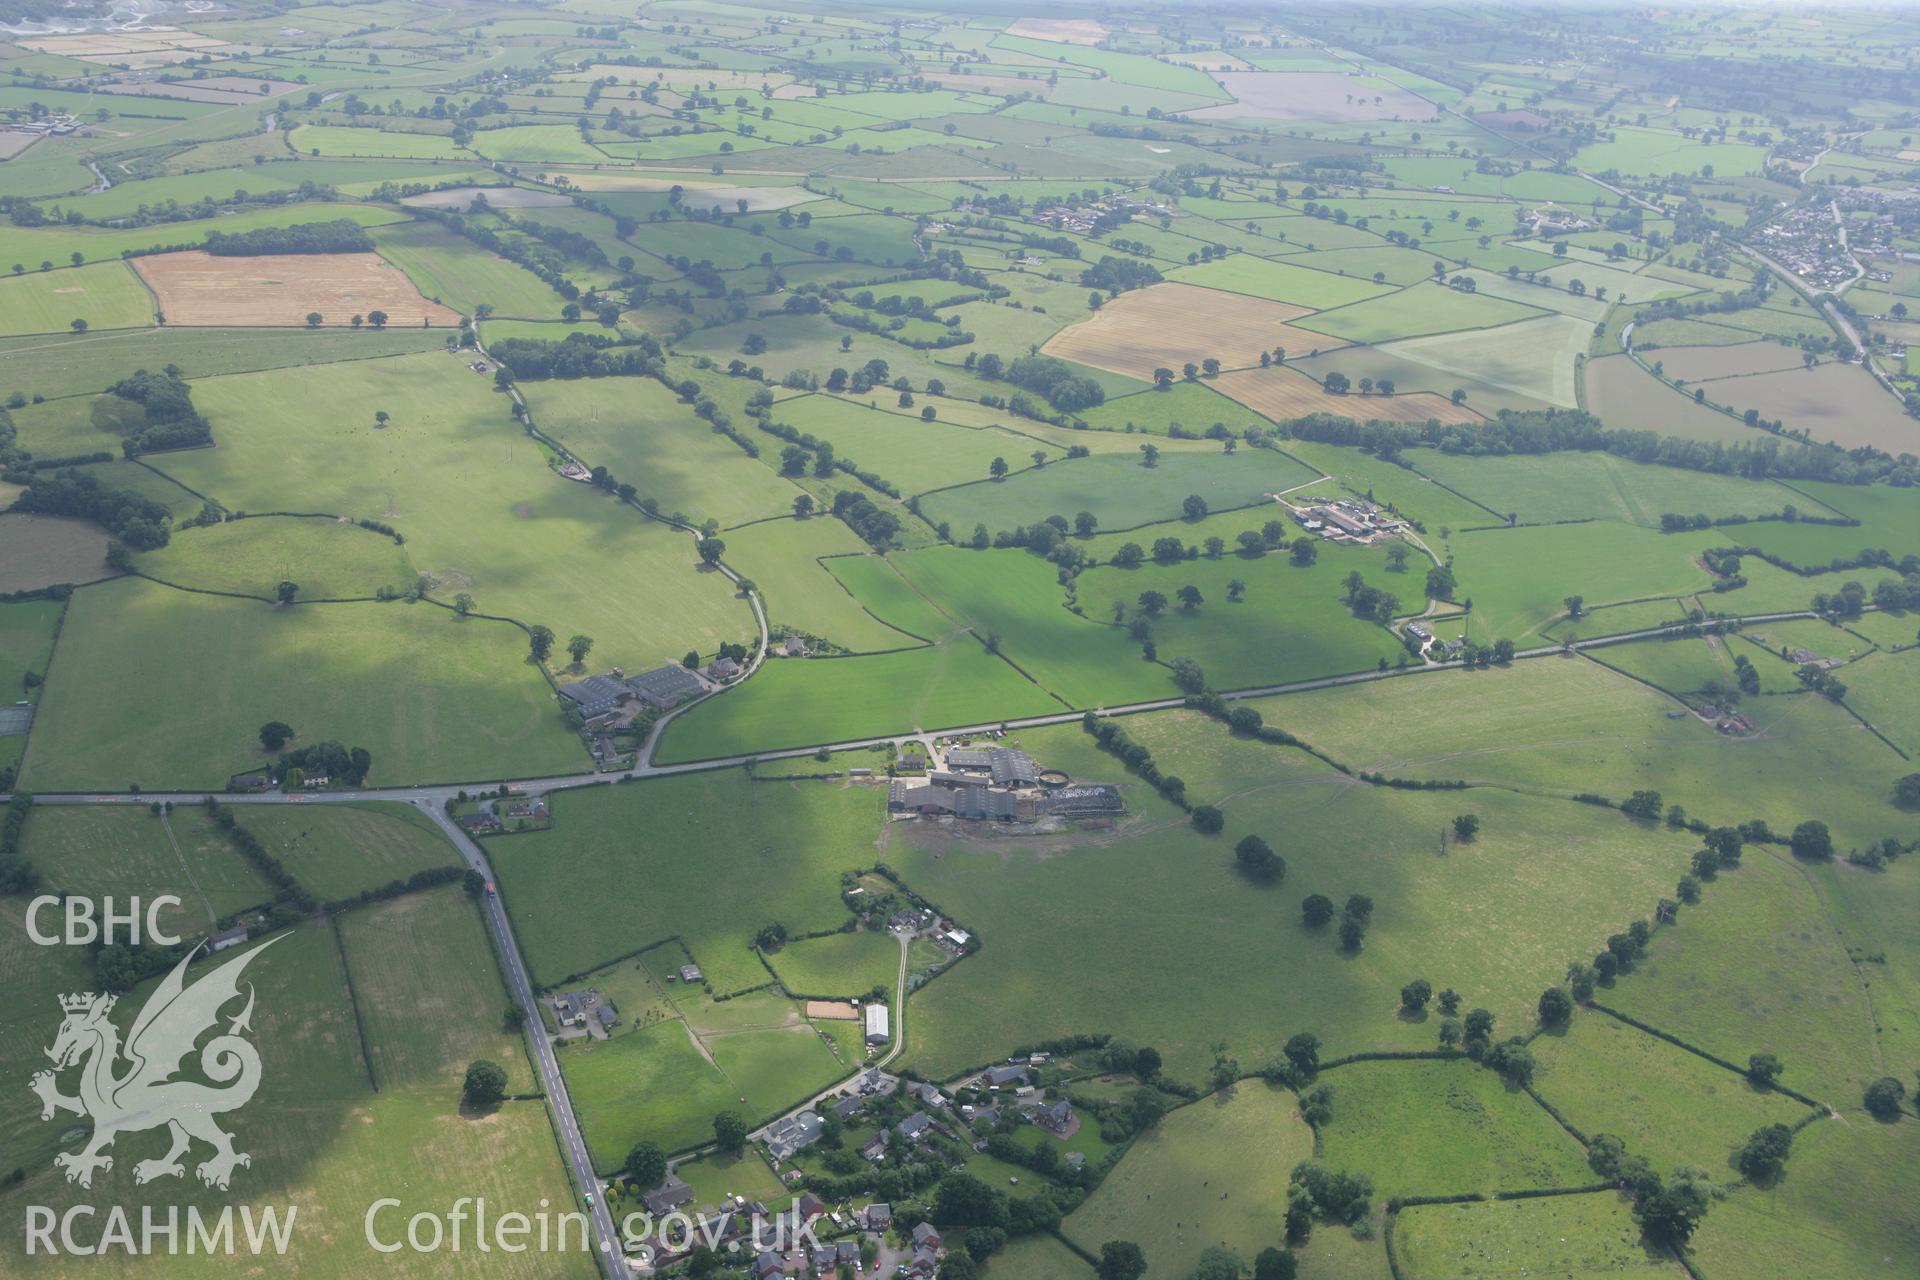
[{"left": 203, "top": 218, "right": 375, "bottom": 256}]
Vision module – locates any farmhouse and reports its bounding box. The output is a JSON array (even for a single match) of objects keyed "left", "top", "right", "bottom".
[
  {"left": 209, "top": 926, "right": 249, "bottom": 953},
  {"left": 1033, "top": 1099, "right": 1074, "bottom": 1133},
  {"left": 706, "top": 656, "right": 743, "bottom": 681},
  {"left": 643, "top": 1181, "right": 694, "bottom": 1216},
  {"left": 865, "top": 1002, "right": 891, "bottom": 1044}
]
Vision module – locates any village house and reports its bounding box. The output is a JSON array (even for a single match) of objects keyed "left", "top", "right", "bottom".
[
  {"left": 643, "top": 1181, "right": 694, "bottom": 1216},
  {"left": 1033, "top": 1099, "right": 1074, "bottom": 1133},
  {"left": 764, "top": 1110, "right": 824, "bottom": 1161}
]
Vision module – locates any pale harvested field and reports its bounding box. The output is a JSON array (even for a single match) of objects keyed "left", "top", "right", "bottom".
[
  {"left": 1188, "top": 72, "right": 1437, "bottom": 122},
  {"left": 1581, "top": 354, "right": 1757, "bottom": 443},
  {"left": 401, "top": 185, "right": 572, "bottom": 209},
  {"left": 1213, "top": 365, "right": 1484, "bottom": 425},
  {"left": 1655, "top": 341, "right": 1809, "bottom": 382},
  {"left": 1709, "top": 361, "right": 1920, "bottom": 451},
  {"left": 101, "top": 77, "right": 299, "bottom": 105},
  {"left": 0, "top": 514, "right": 116, "bottom": 592},
  {"left": 133, "top": 251, "right": 463, "bottom": 329},
  {"left": 0, "top": 132, "right": 38, "bottom": 160},
  {"left": 1042, "top": 282, "right": 1339, "bottom": 380},
  {"left": 1005, "top": 18, "right": 1110, "bottom": 44}
]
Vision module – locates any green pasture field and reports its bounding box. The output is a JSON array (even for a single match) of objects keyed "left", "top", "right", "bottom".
[
  {"left": 918, "top": 449, "right": 1320, "bottom": 535},
  {"left": 1251, "top": 654, "right": 1912, "bottom": 852},
  {"left": 982, "top": 1234, "right": 1096, "bottom": 1280},
  {"left": 1830, "top": 648, "right": 1918, "bottom": 755},
  {"left": 0, "top": 908, "right": 589, "bottom": 1280},
  {"left": 339, "top": 884, "right": 533, "bottom": 1092},
  {"left": 136, "top": 516, "right": 416, "bottom": 601},
  {"left": 1166, "top": 256, "right": 1394, "bottom": 309},
  {"left": 1074, "top": 381, "right": 1250, "bottom": 435},
  {"left": 150, "top": 353, "right": 747, "bottom": 672},
  {"left": 822, "top": 552, "right": 961, "bottom": 640},
  {"left": 1688, "top": 1114, "right": 1920, "bottom": 1280},
  {"left": 1297, "top": 281, "right": 1547, "bottom": 344},
  {"left": 1448, "top": 520, "right": 1715, "bottom": 641},
  {"left": 1373, "top": 311, "right": 1592, "bottom": 408},
  {"left": 234, "top": 801, "right": 463, "bottom": 905},
  {"left": 519, "top": 376, "right": 799, "bottom": 526},
  {"left": 1318, "top": 1058, "right": 1592, "bottom": 1198},
  {"left": 887, "top": 546, "right": 1168, "bottom": 707},
  {"left": 0, "top": 261, "right": 153, "bottom": 337},
  {"left": 654, "top": 638, "right": 1060, "bottom": 764},
  {"left": 1392, "top": 1191, "right": 1683, "bottom": 1280},
  {"left": 291, "top": 124, "right": 472, "bottom": 160},
  {"left": 560, "top": 997, "right": 853, "bottom": 1167},
  {"left": 487, "top": 772, "right": 877, "bottom": 992},
  {"left": 1773, "top": 480, "right": 1920, "bottom": 559},
  {"left": 1573, "top": 127, "right": 1770, "bottom": 177},
  {"left": 1529, "top": 1013, "right": 1810, "bottom": 1171},
  {"left": 1607, "top": 846, "right": 1885, "bottom": 1099},
  {"left": 0, "top": 203, "right": 410, "bottom": 270},
  {"left": 9, "top": 390, "right": 149, "bottom": 457},
  {"left": 370, "top": 221, "right": 566, "bottom": 317},
  {"left": 18, "top": 804, "right": 272, "bottom": 941},
  {"left": 1074, "top": 539, "right": 1409, "bottom": 691},
  {"left": 1410, "top": 451, "right": 1805, "bottom": 528},
  {"left": 0, "top": 325, "right": 449, "bottom": 401},
  {"left": 469, "top": 124, "right": 612, "bottom": 165},
  {"left": 0, "top": 596, "right": 63, "bottom": 702},
  {"left": 1589, "top": 632, "right": 1802, "bottom": 700},
  {"left": 721, "top": 520, "right": 918, "bottom": 654},
  {"left": 767, "top": 392, "right": 1062, "bottom": 495},
  {"left": 667, "top": 1147, "right": 788, "bottom": 1214},
  {"left": 679, "top": 315, "right": 1003, "bottom": 403},
  {"left": 1061, "top": 1084, "right": 1311, "bottom": 1278},
  {"left": 21, "top": 577, "right": 583, "bottom": 791},
  {"left": 1836, "top": 608, "right": 1920, "bottom": 649},
  {"left": 900, "top": 717, "right": 1704, "bottom": 1080},
  {"left": 764, "top": 928, "right": 899, "bottom": 998}
]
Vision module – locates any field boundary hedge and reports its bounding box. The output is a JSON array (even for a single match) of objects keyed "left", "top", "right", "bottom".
[
  {"left": 1586, "top": 1002, "right": 1825, "bottom": 1110},
  {"left": 330, "top": 914, "right": 382, "bottom": 1093}
]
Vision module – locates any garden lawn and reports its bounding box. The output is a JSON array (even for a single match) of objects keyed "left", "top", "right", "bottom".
[
  {"left": 918, "top": 449, "right": 1319, "bottom": 535},
  {"left": 22, "top": 577, "right": 583, "bottom": 791}
]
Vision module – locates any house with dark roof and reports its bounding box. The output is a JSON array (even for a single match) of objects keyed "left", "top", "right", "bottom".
[
  {"left": 706, "top": 655, "right": 743, "bottom": 680},
  {"left": 595, "top": 1004, "right": 617, "bottom": 1030},
  {"left": 864, "top": 1202, "right": 891, "bottom": 1228},
  {"left": 643, "top": 1180, "right": 694, "bottom": 1216},
  {"left": 896, "top": 1112, "right": 934, "bottom": 1143},
  {"left": 765, "top": 1110, "right": 824, "bottom": 1161},
  {"left": 911, "top": 1222, "right": 942, "bottom": 1249},
  {"left": 830, "top": 1094, "right": 866, "bottom": 1121},
  {"left": 1035, "top": 1099, "right": 1073, "bottom": 1132}
]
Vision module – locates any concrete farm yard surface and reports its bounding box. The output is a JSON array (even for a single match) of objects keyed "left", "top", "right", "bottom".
[{"left": 131, "top": 250, "right": 464, "bottom": 328}]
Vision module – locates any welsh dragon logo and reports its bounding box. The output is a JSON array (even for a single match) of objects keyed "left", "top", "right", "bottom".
[{"left": 30, "top": 939, "right": 277, "bottom": 1190}]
